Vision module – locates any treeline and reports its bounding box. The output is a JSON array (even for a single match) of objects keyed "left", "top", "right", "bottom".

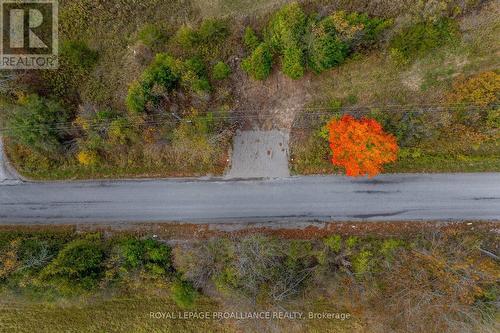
[{"left": 1, "top": 228, "right": 498, "bottom": 332}]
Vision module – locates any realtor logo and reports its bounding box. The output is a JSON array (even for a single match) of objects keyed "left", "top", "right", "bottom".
[{"left": 0, "top": 0, "right": 58, "bottom": 69}]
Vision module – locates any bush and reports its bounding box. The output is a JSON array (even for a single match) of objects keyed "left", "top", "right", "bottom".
[
  {"left": 331, "top": 11, "right": 391, "bottom": 46},
  {"left": 175, "top": 26, "right": 199, "bottom": 48},
  {"left": 126, "top": 81, "right": 148, "bottom": 113},
  {"left": 307, "top": 17, "right": 349, "bottom": 74},
  {"left": 352, "top": 249, "right": 373, "bottom": 275},
  {"left": 170, "top": 280, "right": 198, "bottom": 308},
  {"left": 40, "top": 238, "right": 104, "bottom": 288},
  {"left": 267, "top": 2, "right": 307, "bottom": 79},
  {"left": 243, "top": 27, "right": 260, "bottom": 51},
  {"left": 126, "top": 53, "right": 182, "bottom": 113},
  {"left": 7, "top": 94, "right": 70, "bottom": 155},
  {"left": 212, "top": 61, "right": 231, "bottom": 80},
  {"left": 108, "top": 117, "right": 137, "bottom": 145},
  {"left": 198, "top": 19, "right": 229, "bottom": 43},
  {"left": 119, "top": 239, "right": 144, "bottom": 268},
  {"left": 486, "top": 108, "right": 500, "bottom": 129},
  {"left": 241, "top": 43, "right": 273, "bottom": 80},
  {"left": 282, "top": 46, "right": 305, "bottom": 79},
  {"left": 137, "top": 24, "right": 164, "bottom": 47},
  {"left": 390, "top": 18, "right": 458, "bottom": 64},
  {"left": 141, "top": 53, "right": 182, "bottom": 90},
  {"left": 116, "top": 238, "right": 171, "bottom": 273},
  {"left": 184, "top": 56, "right": 206, "bottom": 77},
  {"left": 60, "top": 40, "right": 98, "bottom": 70},
  {"left": 267, "top": 2, "right": 307, "bottom": 51},
  {"left": 447, "top": 71, "right": 500, "bottom": 107},
  {"left": 143, "top": 239, "right": 171, "bottom": 269},
  {"left": 324, "top": 235, "right": 342, "bottom": 252},
  {"left": 77, "top": 150, "right": 99, "bottom": 166}
]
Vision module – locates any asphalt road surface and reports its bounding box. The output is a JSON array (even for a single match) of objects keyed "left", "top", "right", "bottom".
[{"left": 1, "top": 173, "right": 499, "bottom": 223}]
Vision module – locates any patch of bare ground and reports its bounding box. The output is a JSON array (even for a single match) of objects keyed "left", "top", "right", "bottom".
[{"left": 232, "top": 66, "right": 312, "bottom": 130}]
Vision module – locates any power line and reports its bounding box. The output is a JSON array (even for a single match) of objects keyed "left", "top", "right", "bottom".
[{"left": 0, "top": 104, "right": 496, "bottom": 133}]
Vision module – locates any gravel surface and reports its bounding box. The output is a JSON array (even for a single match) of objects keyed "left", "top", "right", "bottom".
[{"left": 225, "top": 130, "right": 290, "bottom": 178}]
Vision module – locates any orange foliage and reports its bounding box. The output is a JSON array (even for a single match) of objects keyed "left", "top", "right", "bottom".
[{"left": 327, "top": 115, "right": 398, "bottom": 177}]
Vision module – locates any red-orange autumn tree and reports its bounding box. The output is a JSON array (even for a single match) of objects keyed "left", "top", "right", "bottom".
[{"left": 327, "top": 115, "right": 398, "bottom": 177}]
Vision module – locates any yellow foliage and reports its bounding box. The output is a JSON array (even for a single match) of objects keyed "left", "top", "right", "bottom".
[
  {"left": 447, "top": 71, "right": 500, "bottom": 107},
  {"left": 330, "top": 11, "right": 364, "bottom": 41},
  {"left": 0, "top": 240, "right": 21, "bottom": 278},
  {"left": 77, "top": 150, "right": 98, "bottom": 166}
]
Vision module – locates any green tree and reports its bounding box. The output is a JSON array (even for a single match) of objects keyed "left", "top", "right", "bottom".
[
  {"left": 307, "top": 17, "right": 348, "bottom": 74},
  {"left": 390, "top": 18, "right": 458, "bottom": 64},
  {"left": 7, "top": 94, "right": 70, "bottom": 154},
  {"left": 40, "top": 238, "right": 104, "bottom": 289},
  {"left": 241, "top": 43, "right": 273, "bottom": 80},
  {"left": 267, "top": 2, "right": 307, "bottom": 79}
]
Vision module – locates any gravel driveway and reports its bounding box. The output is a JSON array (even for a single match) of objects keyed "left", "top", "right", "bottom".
[{"left": 225, "top": 130, "right": 290, "bottom": 178}]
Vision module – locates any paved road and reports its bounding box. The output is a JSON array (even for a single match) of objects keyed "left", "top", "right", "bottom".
[{"left": 1, "top": 173, "right": 499, "bottom": 223}]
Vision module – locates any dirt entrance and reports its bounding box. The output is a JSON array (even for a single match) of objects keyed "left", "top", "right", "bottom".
[
  {"left": 233, "top": 68, "right": 312, "bottom": 130},
  {"left": 227, "top": 67, "right": 311, "bottom": 178}
]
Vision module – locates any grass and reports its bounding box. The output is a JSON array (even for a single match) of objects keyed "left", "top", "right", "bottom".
[
  {"left": 290, "top": 2, "right": 500, "bottom": 175},
  {"left": 1, "top": 225, "right": 498, "bottom": 333},
  {"left": 7, "top": 158, "right": 227, "bottom": 181},
  {"left": 0, "top": 295, "right": 229, "bottom": 333},
  {"left": 291, "top": 133, "right": 500, "bottom": 175},
  {"left": 192, "top": 0, "right": 291, "bottom": 18}
]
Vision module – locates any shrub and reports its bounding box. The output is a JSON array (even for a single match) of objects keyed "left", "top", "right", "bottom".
[
  {"left": 118, "top": 239, "right": 144, "bottom": 268},
  {"left": 324, "top": 235, "right": 342, "bottom": 252},
  {"left": 7, "top": 94, "right": 70, "bottom": 155},
  {"left": 446, "top": 71, "right": 500, "bottom": 107},
  {"left": 267, "top": 2, "right": 307, "bottom": 79},
  {"left": 380, "top": 239, "right": 404, "bottom": 259},
  {"left": 327, "top": 115, "right": 399, "bottom": 177},
  {"left": 390, "top": 18, "right": 458, "bottom": 64},
  {"left": 212, "top": 61, "right": 231, "bottom": 80},
  {"left": 181, "top": 57, "right": 211, "bottom": 93},
  {"left": 307, "top": 17, "right": 349, "bottom": 74},
  {"left": 170, "top": 280, "right": 198, "bottom": 309},
  {"left": 0, "top": 240, "right": 21, "bottom": 280},
  {"left": 331, "top": 11, "right": 391, "bottom": 46},
  {"left": 143, "top": 239, "right": 171, "bottom": 269},
  {"left": 175, "top": 26, "right": 199, "bottom": 48},
  {"left": 243, "top": 26, "right": 260, "bottom": 51},
  {"left": 282, "top": 46, "right": 305, "bottom": 79},
  {"left": 77, "top": 150, "right": 99, "bottom": 166},
  {"left": 267, "top": 2, "right": 307, "bottom": 51},
  {"left": 40, "top": 239, "right": 104, "bottom": 288},
  {"left": 116, "top": 238, "right": 171, "bottom": 272},
  {"left": 141, "top": 53, "right": 182, "bottom": 90},
  {"left": 198, "top": 19, "right": 229, "bottom": 43},
  {"left": 486, "top": 108, "right": 500, "bottom": 129},
  {"left": 60, "top": 40, "right": 98, "bottom": 70},
  {"left": 126, "top": 81, "right": 149, "bottom": 113},
  {"left": 137, "top": 24, "right": 164, "bottom": 47},
  {"left": 126, "top": 53, "right": 182, "bottom": 113},
  {"left": 352, "top": 249, "right": 373, "bottom": 275},
  {"left": 241, "top": 43, "right": 273, "bottom": 80},
  {"left": 184, "top": 56, "right": 206, "bottom": 77},
  {"left": 108, "top": 118, "right": 136, "bottom": 145}
]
